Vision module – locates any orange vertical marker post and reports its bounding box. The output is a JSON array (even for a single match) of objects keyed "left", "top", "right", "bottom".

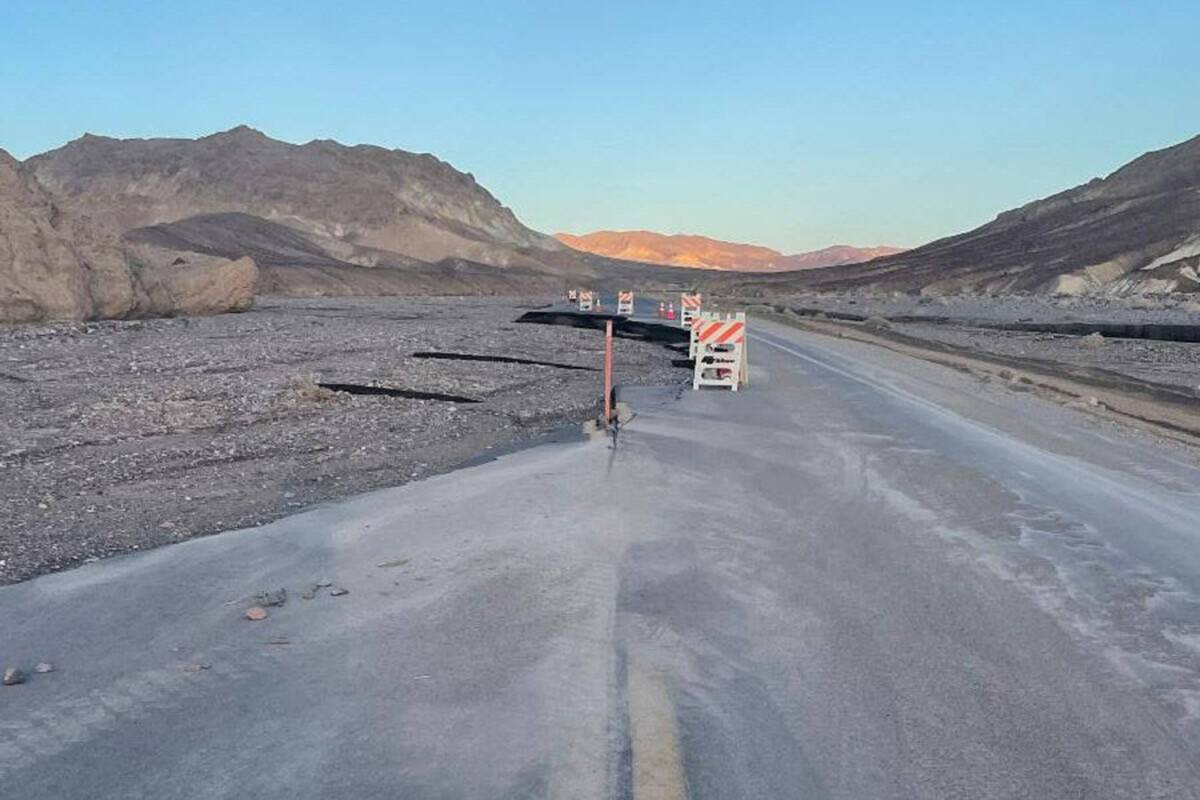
[{"left": 603, "top": 319, "right": 613, "bottom": 424}]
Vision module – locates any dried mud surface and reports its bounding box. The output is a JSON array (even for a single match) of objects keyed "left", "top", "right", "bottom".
[{"left": 0, "top": 296, "right": 687, "bottom": 584}]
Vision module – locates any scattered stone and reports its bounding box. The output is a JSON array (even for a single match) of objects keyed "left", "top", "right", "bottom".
[
  {"left": 376, "top": 558, "right": 410, "bottom": 568},
  {"left": 265, "top": 636, "right": 291, "bottom": 645},
  {"left": 1087, "top": 395, "right": 1102, "bottom": 407},
  {"left": 1082, "top": 332, "right": 1105, "bottom": 347},
  {"left": 301, "top": 584, "right": 321, "bottom": 600},
  {"left": 182, "top": 663, "right": 211, "bottom": 673},
  {"left": 34, "top": 662, "right": 54, "bottom": 674},
  {"left": 328, "top": 586, "right": 349, "bottom": 597},
  {"left": 3, "top": 667, "right": 27, "bottom": 686},
  {"left": 245, "top": 606, "right": 269, "bottom": 621},
  {"left": 316, "top": 579, "right": 333, "bottom": 588},
  {"left": 863, "top": 316, "right": 892, "bottom": 331},
  {"left": 255, "top": 588, "right": 287, "bottom": 607},
  {"left": 998, "top": 369, "right": 1014, "bottom": 380}
]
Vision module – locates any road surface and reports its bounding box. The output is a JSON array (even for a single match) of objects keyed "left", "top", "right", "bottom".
[{"left": 3, "top": 315, "right": 1200, "bottom": 798}]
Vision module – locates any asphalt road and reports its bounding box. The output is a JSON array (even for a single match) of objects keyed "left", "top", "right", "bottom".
[{"left": 3, "top": 315, "right": 1200, "bottom": 798}]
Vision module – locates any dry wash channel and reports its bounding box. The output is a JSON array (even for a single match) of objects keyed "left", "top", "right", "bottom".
[{"left": 0, "top": 296, "right": 685, "bottom": 584}]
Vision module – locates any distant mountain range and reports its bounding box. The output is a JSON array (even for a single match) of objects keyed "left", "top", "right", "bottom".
[
  {"left": 713, "top": 134, "right": 1200, "bottom": 297},
  {"left": 555, "top": 230, "right": 904, "bottom": 272},
  {"left": 4, "top": 126, "right": 1199, "bottom": 322}
]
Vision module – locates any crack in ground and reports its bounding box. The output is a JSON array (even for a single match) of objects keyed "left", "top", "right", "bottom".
[
  {"left": 317, "top": 383, "right": 482, "bottom": 403},
  {"left": 411, "top": 351, "right": 599, "bottom": 371}
]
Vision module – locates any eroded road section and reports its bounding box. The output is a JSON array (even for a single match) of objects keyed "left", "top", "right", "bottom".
[{"left": 3, "top": 316, "right": 1200, "bottom": 798}]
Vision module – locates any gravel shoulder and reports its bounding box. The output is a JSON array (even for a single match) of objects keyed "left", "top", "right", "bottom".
[
  {"left": 886, "top": 322, "right": 1200, "bottom": 395},
  {"left": 0, "top": 296, "right": 687, "bottom": 584},
  {"left": 740, "top": 293, "right": 1200, "bottom": 397}
]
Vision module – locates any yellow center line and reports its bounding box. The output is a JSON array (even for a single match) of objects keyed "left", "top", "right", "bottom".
[{"left": 628, "top": 653, "right": 687, "bottom": 800}]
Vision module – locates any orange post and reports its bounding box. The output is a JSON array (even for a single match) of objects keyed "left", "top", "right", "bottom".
[{"left": 603, "top": 319, "right": 613, "bottom": 424}]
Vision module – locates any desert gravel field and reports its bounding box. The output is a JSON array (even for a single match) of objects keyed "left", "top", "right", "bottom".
[{"left": 0, "top": 296, "right": 687, "bottom": 584}]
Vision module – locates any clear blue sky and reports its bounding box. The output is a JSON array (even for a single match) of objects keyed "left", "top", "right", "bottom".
[{"left": 3, "top": 1, "right": 1198, "bottom": 252}]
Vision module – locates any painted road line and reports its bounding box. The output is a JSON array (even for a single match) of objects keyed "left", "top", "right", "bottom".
[{"left": 628, "top": 653, "right": 686, "bottom": 800}]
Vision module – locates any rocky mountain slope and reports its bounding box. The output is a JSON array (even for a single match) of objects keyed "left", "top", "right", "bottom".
[
  {"left": 713, "top": 134, "right": 1200, "bottom": 296},
  {"left": 2, "top": 127, "right": 715, "bottom": 321},
  {"left": 0, "top": 148, "right": 254, "bottom": 323},
  {"left": 26, "top": 126, "right": 562, "bottom": 266},
  {"left": 555, "top": 230, "right": 903, "bottom": 272}
]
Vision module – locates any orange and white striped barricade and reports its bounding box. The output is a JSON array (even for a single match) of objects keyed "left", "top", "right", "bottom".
[
  {"left": 688, "top": 310, "right": 720, "bottom": 359},
  {"left": 567, "top": 288, "right": 578, "bottom": 303},
  {"left": 692, "top": 312, "right": 748, "bottom": 391},
  {"left": 680, "top": 293, "right": 702, "bottom": 328},
  {"left": 578, "top": 291, "right": 593, "bottom": 311},
  {"left": 617, "top": 291, "right": 634, "bottom": 315}
]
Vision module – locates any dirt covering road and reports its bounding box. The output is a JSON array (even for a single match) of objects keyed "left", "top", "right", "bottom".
[{"left": 0, "top": 296, "right": 687, "bottom": 584}]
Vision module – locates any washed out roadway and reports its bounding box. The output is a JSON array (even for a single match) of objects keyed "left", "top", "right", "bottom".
[{"left": 3, "top": 315, "right": 1200, "bottom": 798}]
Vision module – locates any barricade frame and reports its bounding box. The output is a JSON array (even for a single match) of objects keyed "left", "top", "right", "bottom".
[{"left": 691, "top": 312, "right": 748, "bottom": 391}]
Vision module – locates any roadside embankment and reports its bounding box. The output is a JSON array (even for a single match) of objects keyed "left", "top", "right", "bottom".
[{"left": 756, "top": 305, "right": 1200, "bottom": 445}]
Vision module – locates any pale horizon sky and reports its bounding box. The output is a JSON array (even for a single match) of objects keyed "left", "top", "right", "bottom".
[{"left": 3, "top": 1, "right": 1198, "bottom": 253}]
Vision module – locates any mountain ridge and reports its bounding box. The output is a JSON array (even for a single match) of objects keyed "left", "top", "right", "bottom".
[
  {"left": 709, "top": 133, "right": 1200, "bottom": 296},
  {"left": 1, "top": 127, "right": 708, "bottom": 321},
  {"left": 554, "top": 229, "right": 904, "bottom": 272}
]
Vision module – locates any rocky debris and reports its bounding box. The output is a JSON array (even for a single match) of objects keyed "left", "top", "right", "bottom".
[
  {"left": 328, "top": 586, "right": 349, "bottom": 597},
  {"left": 245, "top": 606, "right": 269, "bottom": 621},
  {"left": 266, "top": 636, "right": 290, "bottom": 645},
  {"left": 376, "top": 558, "right": 409, "bottom": 568},
  {"left": 1082, "top": 331, "right": 1106, "bottom": 347},
  {"left": 863, "top": 316, "right": 892, "bottom": 331},
  {"left": 4, "top": 666, "right": 27, "bottom": 685},
  {"left": 34, "top": 662, "right": 53, "bottom": 674},
  {"left": 300, "top": 585, "right": 321, "bottom": 600},
  {"left": 126, "top": 246, "right": 257, "bottom": 317},
  {"left": 183, "top": 663, "right": 211, "bottom": 673},
  {"left": 255, "top": 588, "right": 287, "bottom": 607},
  {"left": 0, "top": 296, "right": 687, "bottom": 584}
]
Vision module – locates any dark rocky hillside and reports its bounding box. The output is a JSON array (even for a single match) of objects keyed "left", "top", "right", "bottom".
[{"left": 712, "top": 135, "right": 1200, "bottom": 297}]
